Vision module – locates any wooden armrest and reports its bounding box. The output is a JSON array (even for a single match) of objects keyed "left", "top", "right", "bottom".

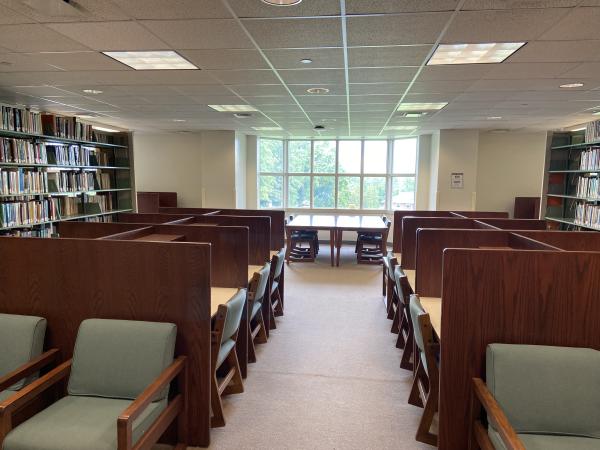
[
  {"left": 0, "top": 359, "right": 71, "bottom": 415},
  {"left": 472, "top": 378, "right": 525, "bottom": 450},
  {"left": 0, "top": 349, "right": 59, "bottom": 392},
  {"left": 117, "top": 356, "right": 186, "bottom": 437}
]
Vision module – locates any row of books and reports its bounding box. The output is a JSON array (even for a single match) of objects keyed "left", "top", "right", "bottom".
[
  {"left": 0, "top": 225, "right": 55, "bottom": 237},
  {"left": 47, "top": 144, "right": 91, "bottom": 166},
  {"left": 585, "top": 120, "right": 600, "bottom": 143},
  {"left": 88, "top": 194, "right": 114, "bottom": 213},
  {"left": 1, "top": 105, "right": 42, "bottom": 134},
  {"left": 575, "top": 175, "right": 600, "bottom": 199},
  {"left": 0, "top": 169, "right": 48, "bottom": 195},
  {"left": 0, "top": 199, "right": 59, "bottom": 228},
  {"left": 574, "top": 203, "right": 600, "bottom": 229},
  {"left": 579, "top": 147, "right": 600, "bottom": 171},
  {"left": 41, "top": 114, "right": 94, "bottom": 141},
  {"left": 0, "top": 138, "right": 47, "bottom": 164},
  {"left": 47, "top": 171, "right": 111, "bottom": 193}
]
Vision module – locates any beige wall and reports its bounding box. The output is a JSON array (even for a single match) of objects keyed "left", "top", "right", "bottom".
[
  {"left": 246, "top": 135, "right": 258, "bottom": 209},
  {"left": 235, "top": 132, "right": 247, "bottom": 209},
  {"left": 476, "top": 131, "right": 547, "bottom": 216},
  {"left": 415, "top": 134, "right": 431, "bottom": 210}
]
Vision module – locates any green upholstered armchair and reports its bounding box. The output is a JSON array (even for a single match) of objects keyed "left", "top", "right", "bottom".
[
  {"left": 268, "top": 248, "right": 286, "bottom": 326},
  {"left": 211, "top": 288, "right": 246, "bottom": 428},
  {"left": 471, "top": 344, "right": 600, "bottom": 450},
  {"left": 0, "top": 313, "right": 58, "bottom": 444},
  {"left": 248, "top": 263, "right": 271, "bottom": 363},
  {"left": 2, "top": 319, "right": 187, "bottom": 450}
]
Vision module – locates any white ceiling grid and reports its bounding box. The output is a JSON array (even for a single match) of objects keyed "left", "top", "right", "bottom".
[{"left": 0, "top": 0, "right": 597, "bottom": 136}]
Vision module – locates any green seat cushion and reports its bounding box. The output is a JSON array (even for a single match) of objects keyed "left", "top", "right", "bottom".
[
  {"left": 251, "top": 301, "right": 262, "bottom": 320},
  {"left": 68, "top": 319, "right": 176, "bottom": 401},
  {"left": 221, "top": 289, "right": 246, "bottom": 343},
  {"left": 3, "top": 395, "right": 165, "bottom": 450},
  {"left": 0, "top": 389, "right": 15, "bottom": 402},
  {"left": 217, "top": 339, "right": 236, "bottom": 368},
  {"left": 0, "top": 313, "right": 46, "bottom": 390},
  {"left": 489, "top": 428, "right": 600, "bottom": 450},
  {"left": 486, "top": 344, "right": 600, "bottom": 438}
]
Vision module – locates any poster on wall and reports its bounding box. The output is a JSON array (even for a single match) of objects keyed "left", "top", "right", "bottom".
[{"left": 451, "top": 172, "right": 464, "bottom": 189}]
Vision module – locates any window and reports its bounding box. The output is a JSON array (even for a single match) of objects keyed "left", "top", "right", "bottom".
[{"left": 258, "top": 137, "right": 417, "bottom": 210}]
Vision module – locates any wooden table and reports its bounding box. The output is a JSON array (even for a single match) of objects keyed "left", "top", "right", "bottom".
[
  {"left": 420, "top": 296, "right": 441, "bottom": 338},
  {"left": 286, "top": 215, "right": 388, "bottom": 266},
  {"left": 210, "top": 287, "right": 239, "bottom": 317},
  {"left": 403, "top": 269, "right": 416, "bottom": 291},
  {"left": 248, "top": 265, "right": 263, "bottom": 282}
]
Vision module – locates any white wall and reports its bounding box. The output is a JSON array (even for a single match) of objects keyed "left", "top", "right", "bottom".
[
  {"left": 476, "top": 131, "right": 547, "bottom": 216},
  {"left": 246, "top": 135, "right": 258, "bottom": 209},
  {"left": 200, "top": 130, "right": 237, "bottom": 208},
  {"left": 235, "top": 132, "right": 247, "bottom": 208},
  {"left": 428, "top": 131, "right": 440, "bottom": 210},
  {"left": 415, "top": 134, "right": 431, "bottom": 209}
]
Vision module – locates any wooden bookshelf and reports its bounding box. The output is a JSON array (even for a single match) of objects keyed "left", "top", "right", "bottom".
[
  {"left": 0, "top": 104, "right": 135, "bottom": 236},
  {"left": 543, "top": 124, "right": 600, "bottom": 231}
]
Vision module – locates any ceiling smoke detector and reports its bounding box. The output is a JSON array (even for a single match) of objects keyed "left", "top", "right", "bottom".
[
  {"left": 306, "top": 87, "right": 330, "bottom": 94},
  {"left": 314, "top": 125, "right": 325, "bottom": 130}
]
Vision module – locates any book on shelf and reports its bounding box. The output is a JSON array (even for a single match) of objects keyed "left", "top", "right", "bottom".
[
  {"left": 59, "top": 196, "right": 82, "bottom": 218},
  {"left": 580, "top": 147, "right": 600, "bottom": 171},
  {"left": 1, "top": 105, "right": 42, "bottom": 134},
  {"left": 86, "top": 193, "right": 114, "bottom": 214},
  {"left": 586, "top": 120, "right": 600, "bottom": 143},
  {"left": 576, "top": 175, "right": 600, "bottom": 199},
  {"left": 0, "top": 138, "right": 47, "bottom": 164},
  {"left": 0, "top": 198, "right": 58, "bottom": 228},
  {"left": 574, "top": 203, "right": 600, "bottom": 229},
  {"left": 46, "top": 144, "right": 91, "bottom": 166},
  {"left": 0, "top": 168, "right": 48, "bottom": 195},
  {"left": 41, "top": 114, "right": 93, "bottom": 141},
  {"left": 0, "top": 224, "right": 54, "bottom": 237}
]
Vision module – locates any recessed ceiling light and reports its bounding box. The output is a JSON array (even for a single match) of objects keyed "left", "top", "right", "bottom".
[
  {"left": 83, "top": 89, "right": 103, "bottom": 94},
  {"left": 306, "top": 87, "right": 330, "bottom": 94},
  {"left": 102, "top": 51, "right": 198, "bottom": 70},
  {"left": 172, "top": 119, "right": 186, "bottom": 122},
  {"left": 428, "top": 42, "right": 526, "bottom": 65},
  {"left": 384, "top": 126, "right": 418, "bottom": 131},
  {"left": 92, "top": 126, "right": 120, "bottom": 133},
  {"left": 252, "top": 126, "right": 283, "bottom": 131},
  {"left": 487, "top": 116, "right": 502, "bottom": 120},
  {"left": 397, "top": 102, "right": 447, "bottom": 111},
  {"left": 208, "top": 105, "right": 258, "bottom": 112},
  {"left": 261, "top": 0, "right": 302, "bottom": 5},
  {"left": 300, "top": 58, "right": 313, "bottom": 64},
  {"left": 560, "top": 82, "right": 584, "bottom": 88}
]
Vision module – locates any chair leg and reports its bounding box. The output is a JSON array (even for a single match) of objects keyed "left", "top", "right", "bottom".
[
  {"left": 248, "top": 326, "right": 257, "bottom": 363},
  {"left": 222, "top": 350, "right": 244, "bottom": 396},
  {"left": 210, "top": 374, "right": 225, "bottom": 428},
  {"left": 408, "top": 359, "right": 426, "bottom": 408},
  {"left": 255, "top": 312, "right": 268, "bottom": 344},
  {"left": 400, "top": 327, "right": 414, "bottom": 371},
  {"left": 382, "top": 265, "right": 387, "bottom": 296},
  {"left": 416, "top": 391, "right": 439, "bottom": 446},
  {"left": 274, "top": 288, "right": 284, "bottom": 316},
  {"left": 269, "top": 301, "right": 277, "bottom": 330},
  {"left": 387, "top": 293, "right": 396, "bottom": 320},
  {"left": 391, "top": 306, "right": 400, "bottom": 335}
]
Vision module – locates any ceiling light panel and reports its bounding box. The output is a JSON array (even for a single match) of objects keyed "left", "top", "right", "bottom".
[
  {"left": 208, "top": 105, "right": 258, "bottom": 112},
  {"left": 252, "top": 126, "right": 283, "bottom": 130},
  {"left": 428, "top": 42, "right": 526, "bottom": 65},
  {"left": 384, "top": 126, "right": 418, "bottom": 130},
  {"left": 397, "top": 103, "right": 448, "bottom": 111},
  {"left": 102, "top": 51, "right": 198, "bottom": 70}
]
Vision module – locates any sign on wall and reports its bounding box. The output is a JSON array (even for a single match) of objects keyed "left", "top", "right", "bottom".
[{"left": 451, "top": 172, "right": 464, "bottom": 189}]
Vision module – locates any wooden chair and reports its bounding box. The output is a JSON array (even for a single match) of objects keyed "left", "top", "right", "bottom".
[
  {"left": 1, "top": 318, "right": 187, "bottom": 450},
  {"left": 247, "top": 263, "right": 271, "bottom": 363},
  {"left": 268, "top": 248, "right": 285, "bottom": 329},
  {"left": 356, "top": 217, "right": 391, "bottom": 264},
  {"left": 211, "top": 289, "right": 246, "bottom": 428},
  {"left": 286, "top": 216, "right": 318, "bottom": 263},
  {"left": 407, "top": 294, "right": 439, "bottom": 447},
  {"left": 393, "top": 266, "right": 415, "bottom": 372}
]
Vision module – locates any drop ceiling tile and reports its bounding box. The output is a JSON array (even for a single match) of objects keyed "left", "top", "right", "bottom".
[
  {"left": 0, "top": 53, "right": 60, "bottom": 71},
  {"left": 140, "top": 70, "right": 216, "bottom": 85},
  {"left": 0, "top": 24, "right": 88, "bottom": 52},
  {"left": 349, "top": 95, "right": 401, "bottom": 104},
  {"left": 462, "top": 0, "right": 579, "bottom": 9},
  {"left": 419, "top": 65, "right": 494, "bottom": 81},
  {"left": 0, "top": 4, "right": 35, "bottom": 24},
  {"left": 508, "top": 40, "right": 600, "bottom": 63},
  {"left": 443, "top": 9, "right": 568, "bottom": 42},
  {"left": 295, "top": 94, "right": 346, "bottom": 105},
  {"left": 111, "top": 0, "right": 231, "bottom": 19},
  {"left": 467, "top": 78, "right": 584, "bottom": 91},
  {"left": 279, "top": 69, "right": 345, "bottom": 85},
  {"left": 410, "top": 80, "right": 476, "bottom": 93},
  {"left": 540, "top": 7, "right": 600, "bottom": 40},
  {"left": 170, "top": 85, "right": 233, "bottom": 96},
  {"left": 0, "top": 0, "right": 130, "bottom": 22},
  {"left": 350, "top": 84, "right": 409, "bottom": 95},
  {"left": 351, "top": 104, "right": 396, "bottom": 112},
  {"left": 208, "top": 70, "right": 279, "bottom": 84},
  {"left": 346, "top": 0, "right": 459, "bottom": 13},
  {"left": 180, "top": 49, "right": 267, "bottom": 70},
  {"left": 347, "top": 13, "right": 451, "bottom": 46},
  {"left": 242, "top": 18, "right": 342, "bottom": 48},
  {"left": 228, "top": 84, "right": 288, "bottom": 96},
  {"left": 229, "top": 0, "right": 340, "bottom": 17},
  {"left": 348, "top": 45, "right": 430, "bottom": 68},
  {"left": 24, "top": 51, "right": 128, "bottom": 71},
  {"left": 243, "top": 96, "right": 293, "bottom": 105},
  {"left": 349, "top": 67, "right": 418, "bottom": 83},
  {"left": 483, "top": 62, "right": 577, "bottom": 79},
  {"left": 47, "top": 21, "right": 169, "bottom": 51},
  {"left": 257, "top": 105, "right": 303, "bottom": 113},
  {"left": 264, "top": 48, "right": 344, "bottom": 69},
  {"left": 141, "top": 19, "right": 252, "bottom": 49}
]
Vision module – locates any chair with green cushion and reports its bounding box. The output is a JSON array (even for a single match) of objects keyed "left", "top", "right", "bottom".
[
  {"left": 268, "top": 248, "right": 286, "bottom": 329},
  {"left": 0, "top": 313, "right": 58, "bottom": 444},
  {"left": 407, "top": 294, "right": 439, "bottom": 447},
  {"left": 393, "top": 266, "right": 414, "bottom": 371},
  {"left": 247, "top": 263, "right": 271, "bottom": 363},
  {"left": 471, "top": 344, "right": 600, "bottom": 450},
  {"left": 2, "top": 318, "right": 187, "bottom": 450},
  {"left": 211, "top": 288, "right": 246, "bottom": 428}
]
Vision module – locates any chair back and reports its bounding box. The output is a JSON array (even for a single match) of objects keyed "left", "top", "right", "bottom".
[
  {"left": 68, "top": 318, "right": 177, "bottom": 401},
  {"left": 0, "top": 313, "right": 47, "bottom": 390},
  {"left": 409, "top": 295, "right": 427, "bottom": 353},
  {"left": 221, "top": 289, "right": 246, "bottom": 342},
  {"left": 249, "top": 263, "right": 271, "bottom": 306},
  {"left": 394, "top": 266, "right": 413, "bottom": 307},
  {"left": 486, "top": 344, "right": 600, "bottom": 438},
  {"left": 271, "top": 248, "right": 285, "bottom": 280}
]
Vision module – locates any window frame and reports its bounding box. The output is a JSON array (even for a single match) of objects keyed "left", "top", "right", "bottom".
[{"left": 258, "top": 137, "right": 418, "bottom": 212}]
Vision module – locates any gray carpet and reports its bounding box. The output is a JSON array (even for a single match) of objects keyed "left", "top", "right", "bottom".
[{"left": 204, "top": 246, "right": 433, "bottom": 450}]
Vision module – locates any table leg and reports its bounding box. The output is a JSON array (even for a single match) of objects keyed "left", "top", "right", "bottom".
[
  {"left": 285, "top": 232, "right": 292, "bottom": 264},
  {"left": 329, "top": 229, "right": 335, "bottom": 267},
  {"left": 336, "top": 229, "right": 342, "bottom": 267}
]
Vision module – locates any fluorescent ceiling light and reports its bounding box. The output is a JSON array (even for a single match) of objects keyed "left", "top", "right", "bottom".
[
  {"left": 397, "top": 102, "right": 447, "bottom": 111},
  {"left": 92, "top": 126, "right": 120, "bottom": 133},
  {"left": 208, "top": 105, "right": 258, "bottom": 112},
  {"left": 102, "top": 51, "right": 198, "bottom": 70},
  {"left": 261, "top": 0, "right": 302, "bottom": 5},
  {"left": 560, "top": 82, "right": 584, "bottom": 88},
  {"left": 384, "top": 126, "right": 417, "bottom": 131},
  {"left": 172, "top": 119, "right": 186, "bottom": 122},
  {"left": 300, "top": 58, "right": 313, "bottom": 64},
  {"left": 487, "top": 116, "right": 502, "bottom": 120},
  {"left": 306, "top": 87, "right": 330, "bottom": 94},
  {"left": 428, "top": 42, "right": 525, "bottom": 65},
  {"left": 83, "top": 89, "right": 102, "bottom": 94},
  {"left": 252, "top": 126, "right": 283, "bottom": 131}
]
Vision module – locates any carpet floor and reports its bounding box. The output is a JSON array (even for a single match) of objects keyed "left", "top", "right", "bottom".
[{"left": 201, "top": 245, "right": 433, "bottom": 450}]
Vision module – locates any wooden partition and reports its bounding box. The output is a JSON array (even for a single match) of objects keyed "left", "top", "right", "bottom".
[
  {"left": 449, "top": 211, "right": 509, "bottom": 218},
  {"left": 473, "top": 218, "right": 547, "bottom": 230},
  {"left": 438, "top": 249, "right": 600, "bottom": 450},
  {"left": 136, "top": 191, "right": 177, "bottom": 213},
  {"left": 56, "top": 222, "right": 152, "bottom": 239},
  {"left": 516, "top": 230, "right": 600, "bottom": 251},
  {"left": 0, "top": 238, "right": 212, "bottom": 447},
  {"left": 413, "top": 229, "right": 559, "bottom": 297},
  {"left": 514, "top": 196, "right": 541, "bottom": 219},
  {"left": 117, "top": 212, "right": 194, "bottom": 224},
  {"left": 159, "top": 207, "right": 285, "bottom": 250},
  {"left": 392, "top": 211, "right": 454, "bottom": 253}
]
